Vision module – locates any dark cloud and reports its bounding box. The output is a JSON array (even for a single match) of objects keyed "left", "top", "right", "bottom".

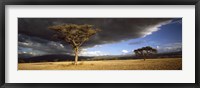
[
  {"left": 18, "top": 18, "right": 175, "bottom": 55},
  {"left": 18, "top": 34, "right": 73, "bottom": 55}
]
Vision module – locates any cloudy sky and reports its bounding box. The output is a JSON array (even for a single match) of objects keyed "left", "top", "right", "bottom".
[{"left": 18, "top": 18, "right": 182, "bottom": 57}]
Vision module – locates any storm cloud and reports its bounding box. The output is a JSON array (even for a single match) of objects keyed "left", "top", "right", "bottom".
[
  {"left": 18, "top": 34, "right": 73, "bottom": 54},
  {"left": 18, "top": 18, "right": 174, "bottom": 55}
]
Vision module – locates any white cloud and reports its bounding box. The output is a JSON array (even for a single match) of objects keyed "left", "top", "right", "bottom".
[
  {"left": 81, "top": 49, "right": 87, "bottom": 51},
  {"left": 94, "top": 45, "right": 102, "bottom": 48},
  {"left": 156, "top": 46, "right": 160, "bottom": 49},
  {"left": 157, "top": 42, "right": 182, "bottom": 53},
  {"left": 142, "top": 20, "right": 172, "bottom": 38},
  {"left": 122, "top": 50, "right": 129, "bottom": 54},
  {"left": 48, "top": 41, "right": 65, "bottom": 49},
  {"left": 79, "top": 49, "right": 107, "bottom": 56}
]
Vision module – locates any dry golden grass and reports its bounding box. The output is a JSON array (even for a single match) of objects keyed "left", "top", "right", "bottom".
[{"left": 18, "top": 58, "right": 182, "bottom": 70}]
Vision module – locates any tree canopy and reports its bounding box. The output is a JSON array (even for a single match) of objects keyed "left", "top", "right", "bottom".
[
  {"left": 134, "top": 46, "right": 157, "bottom": 61},
  {"left": 49, "top": 24, "right": 100, "bottom": 49}
]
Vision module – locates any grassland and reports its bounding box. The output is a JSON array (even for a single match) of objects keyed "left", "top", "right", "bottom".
[{"left": 18, "top": 58, "right": 182, "bottom": 70}]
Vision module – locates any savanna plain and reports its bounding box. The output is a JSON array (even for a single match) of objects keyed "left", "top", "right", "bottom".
[{"left": 18, "top": 58, "right": 181, "bottom": 70}]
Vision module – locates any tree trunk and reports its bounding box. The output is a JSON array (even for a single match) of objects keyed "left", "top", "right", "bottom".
[
  {"left": 74, "top": 47, "right": 79, "bottom": 65},
  {"left": 143, "top": 54, "right": 146, "bottom": 61}
]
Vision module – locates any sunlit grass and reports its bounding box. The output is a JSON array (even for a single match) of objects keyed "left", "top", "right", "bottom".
[{"left": 18, "top": 58, "right": 182, "bottom": 70}]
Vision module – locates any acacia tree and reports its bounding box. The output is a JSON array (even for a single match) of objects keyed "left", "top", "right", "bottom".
[
  {"left": 48, "top": 24, "right": 100, "bottom": 65},
  {"left": 134, "top": 46, "right": 157, "bottom": 61}
]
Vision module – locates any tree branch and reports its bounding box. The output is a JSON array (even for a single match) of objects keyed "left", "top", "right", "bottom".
[{"left": 72, "top": 40, "right": 78, "bottom": 47}]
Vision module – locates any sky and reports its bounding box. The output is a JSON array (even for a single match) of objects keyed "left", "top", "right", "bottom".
[{"left": 18, "top": 18, "right": 182, "bottom": 57}]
